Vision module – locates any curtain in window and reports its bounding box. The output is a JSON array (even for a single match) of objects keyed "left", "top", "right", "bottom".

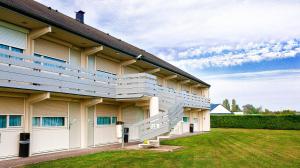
[
  {"left": 0, "top": 115, "right": 7, "bottom": 128},
  {"left": 0, "top": 44, "right": 9, "bottom": 58},
  {"left": 9, "top": 115, "right": 21, "bottom": 126},
  {"left": 34, "top": 53, "right": 42, "bottom": 65},
  {"left": 183, "top": 117, "right": 189, "bottom": 123},
  {"left": 11, "top": 47, "right": 23, "bottom": 61},
  {"left": 42, "top": 117, "right": 65, "bottom": 126},
  {"left": 32, "top": 117, "right": 40, "bottom": 127},
  {"left": 97, "top": 117, "right": 111, "bottom": 125},
  {"left": 44, "top": 56, "right": 66, "bottom": 69},
  {"left": 112, "top": 117, "right": 117, "bottom": 124}
]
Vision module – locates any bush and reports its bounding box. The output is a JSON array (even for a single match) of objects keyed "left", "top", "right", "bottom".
[{"left": 211, "top": 115, "right": 300, "bottom": 130}]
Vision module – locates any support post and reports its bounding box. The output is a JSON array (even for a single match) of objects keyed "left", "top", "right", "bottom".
[{"left": 149, "top": 97, "right": 159, "bottom": 117}]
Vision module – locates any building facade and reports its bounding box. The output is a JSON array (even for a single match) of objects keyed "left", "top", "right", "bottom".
[{"left": 0, "top": 0, "right": 210, "bottom": 159}]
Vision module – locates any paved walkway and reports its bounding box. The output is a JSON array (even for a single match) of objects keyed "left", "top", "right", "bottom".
[{"left": 0, "top": 142, "right": 138, "bottom": 168}]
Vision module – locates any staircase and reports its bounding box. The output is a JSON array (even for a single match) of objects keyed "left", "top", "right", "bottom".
[{"left": 117, "top": 73, "right": 209, "bottom": 144}]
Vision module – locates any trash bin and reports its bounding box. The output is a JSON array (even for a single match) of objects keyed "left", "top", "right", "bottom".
[
  {"left": 19, "top": 133, "right": 30, "bottom": 157},
  {"left": 189, "top": 124, "right": 194, "bottom": 133},
  {"left": 123, "top": 127, "right": 129, "bottom": 143}
]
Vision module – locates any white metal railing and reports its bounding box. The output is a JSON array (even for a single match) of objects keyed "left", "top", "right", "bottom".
[
  {"left": 117, "top": 73, "right": 210, "bottom": 109},
  {"left": 0, "top": 49, "right": 116, "bottom": 97},
  {"left": 116, "top": 73, "right": 157, "bottom": 98},
  {"left": 0, "top": 49, "right": 209, "bottom": 108},
  {"left": 125, "top": 101, "right": 184, "bottom": 141}
]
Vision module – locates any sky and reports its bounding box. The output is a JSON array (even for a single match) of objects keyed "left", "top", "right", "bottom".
[{"left": 36, "top": 0, "right": 300, "bottom": 111}]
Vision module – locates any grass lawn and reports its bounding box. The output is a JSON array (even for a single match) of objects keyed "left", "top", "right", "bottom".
[{"left": 25, "top": 128, "right": 300, "bottom": 168}]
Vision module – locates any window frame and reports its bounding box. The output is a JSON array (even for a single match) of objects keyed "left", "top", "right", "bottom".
[
  {"left": 96, "top": 116, "right": 118, "bottom": 126},
  {"left": 32, "top": 116, "right": 67, "bottom": 128},
  {"left": 0, "top": 114, "right": 23, "bottom": 129},
  {"left": 8, "top": 115, "right": 23, "bottom": 127},
  {"left": 33, "top": 52, "right": 67, "bottom": 69},
  {"left": 183, "top": 116, "right": 190, "bottom": 123}
]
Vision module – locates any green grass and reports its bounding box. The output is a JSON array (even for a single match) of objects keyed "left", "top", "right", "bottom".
[{"left": 25, "top": 129, "right": 300, "bottom": 168}]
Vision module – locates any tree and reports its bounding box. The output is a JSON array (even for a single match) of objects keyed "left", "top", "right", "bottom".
[
  {"left": 242, "top": 104, "right": 261, "bottom": 114},
  {"left": 231, "top": 99, "right": 240, "bottom": 112},
  {"left": 222, "top": 99, "right": 230, "bottom": 111}
]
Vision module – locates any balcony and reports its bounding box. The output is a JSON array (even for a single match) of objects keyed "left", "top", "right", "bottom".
[
  {"left": 0, "top": 48, "right": 116, "bottom": 98},
  {"left": 0, "top": 49, "right": 210, "bottom": 109}
]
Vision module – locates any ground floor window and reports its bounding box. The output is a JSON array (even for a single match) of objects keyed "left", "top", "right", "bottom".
[
  {"left": 0, "top": 115, "right": 7, "bottom": 128},
  {"left": 97, "top": 116, "right": 117, "bottom": 125},
  {"left": 32, "top": 117, "right": 41, "bottom": 127},
  {"left": 0, "top": 115, "right": 22, "bottom": 128},
  {"left": 42, "top": 117, "right": 65, "bottom": 127},
  {"left": 32, "top": 117, "right": 65, "bottom": 127},
  {"left": 97, "top": 117, "right": 111, "bottom": 125},
  {"left": 9, "top": 115, "right": 22, "bottom": 127},
  {"left": 112, "top": 117, "right": 117, "bottom": 124},
  {"left": 183, "top": 117, "right": 189, "bottom": 123}
]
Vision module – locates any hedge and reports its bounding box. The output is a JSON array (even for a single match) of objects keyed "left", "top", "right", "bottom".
[{"left": 211, "top": 115, "right": 300, "bottom": 130}]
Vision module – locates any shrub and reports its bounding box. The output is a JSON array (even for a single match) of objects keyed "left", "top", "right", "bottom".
[{"left": 211, "top": 115, "right": 300, "bottom": 130}]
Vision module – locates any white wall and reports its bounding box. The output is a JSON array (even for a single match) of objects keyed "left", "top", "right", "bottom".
[
  {"left": 0, "top": 128, "right": 23, "bottom": 158},
  {"left": 31, "top": 128, "right": 69, "bottom": 154},
  {"left": 94, "top": 125, "right": 118, "bottom": 145}
]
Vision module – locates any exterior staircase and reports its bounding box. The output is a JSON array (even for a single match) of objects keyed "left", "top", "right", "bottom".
[{"left": 117, "top": 73, "right": 209, "bottom": 145}]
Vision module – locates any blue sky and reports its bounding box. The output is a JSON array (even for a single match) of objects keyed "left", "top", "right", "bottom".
[{"left": 37, "top": 0, "right": 300, "bottom": 110}]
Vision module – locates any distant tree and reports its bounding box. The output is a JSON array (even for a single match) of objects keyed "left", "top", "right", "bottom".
[
  {"left": 231, "top": 99, "right": 241, "bottom": 112},
  {"left": 243, "top": 104, "right": 260, "bottom": 114},
  {"left": 236, "top": 105, "right": 241, "bottom": 111},
  {"left": 222, "top": 99, "right": 231, "bottom": 111}
]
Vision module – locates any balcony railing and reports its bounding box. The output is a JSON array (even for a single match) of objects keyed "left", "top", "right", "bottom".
[
  {"left": 117, "top": 73, "right": 210, "bottom": 109},
  {"left": 0, "top": 49, "right": 116, "bottom": 98},
  {"left": 0, "top": 49, "right": 210, "bottom": 109}
]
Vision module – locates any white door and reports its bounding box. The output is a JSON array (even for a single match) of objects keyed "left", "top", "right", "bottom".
[{"left": 69, "top": 102, "right": 81, "bottom": 149}]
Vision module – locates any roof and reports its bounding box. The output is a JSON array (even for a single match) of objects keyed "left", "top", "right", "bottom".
[
  {"left": 210, "top": 104, "right": 232, "bottom": 114},
  {"left": 0, "top": 0, "right": 210, "bottom": 87},
  {"left": 210, "top": 104, "right": 220, "bottom": 110}
]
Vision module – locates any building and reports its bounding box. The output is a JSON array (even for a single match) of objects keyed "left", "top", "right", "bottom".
[
  {"left": 210, "top": 104, "right": 232, "bottom": 115},
  {"left": 0, "top": 0, "right": 210, "bottom": 159}
]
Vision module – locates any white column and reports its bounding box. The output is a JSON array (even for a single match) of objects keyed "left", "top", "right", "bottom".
[
  {"left": 202, "top": 110, "right": 211, "bottom": 131},
  {"left": 80, "top": 104, "right": 87, "bottom": 148},
  {"left": 149, "top": 97, "right": 159, "bottom": 117}
]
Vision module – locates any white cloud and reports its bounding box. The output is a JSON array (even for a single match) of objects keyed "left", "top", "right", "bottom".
[
  {"left": 36, "top": 0, "right": 300, "bottom": 49},
  {"left": 159, "top": 39, "right": 300, "bottom": 70},
  {"left": 205, "top": 70, "right": 300, "bottom": 111}
]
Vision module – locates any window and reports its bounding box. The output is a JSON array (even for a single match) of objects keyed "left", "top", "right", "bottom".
[
  {"left": 112, "top": 117, "right": 117, "bottom": 124},
  {"left": 0, "top": 115, "right": 7, "bottom": 128},
  {"left": 0, "top": 115, "right": 23, "bottom": 128},
  {"left": 97, "top": 117, "right": 111, "bottom": 125},
  {"left": 183, "top": 117, "right": 189, "bottom": 123},
  {"left": 32, "top": 117, "right": 41, "bottom": 127},
  {"left": 42, "top": 117, "right": 65, "bottom": 127},
  {"left": 9, "top": 115, "right": 21, "bottom": 127},
  {"left": 0, "top": 44, "right": 9, "bottom": 58},
  {"left": 11, "top": 47, "right": 23, "bottom": 53},
  {"left": 34, "top": 53, "right": 66, "bottom": 69},
  {"left": 0, "top": 44, "right": 23, "bottom": 60}
]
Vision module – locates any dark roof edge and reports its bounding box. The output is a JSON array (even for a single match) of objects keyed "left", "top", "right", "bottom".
[{"left": 0, "top": 1, "right": 210, "bottom": 87}]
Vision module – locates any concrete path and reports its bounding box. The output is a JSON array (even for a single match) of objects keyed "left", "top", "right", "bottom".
[{"left": 0, "top": 142, "right": 138, "bottom": 168}]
